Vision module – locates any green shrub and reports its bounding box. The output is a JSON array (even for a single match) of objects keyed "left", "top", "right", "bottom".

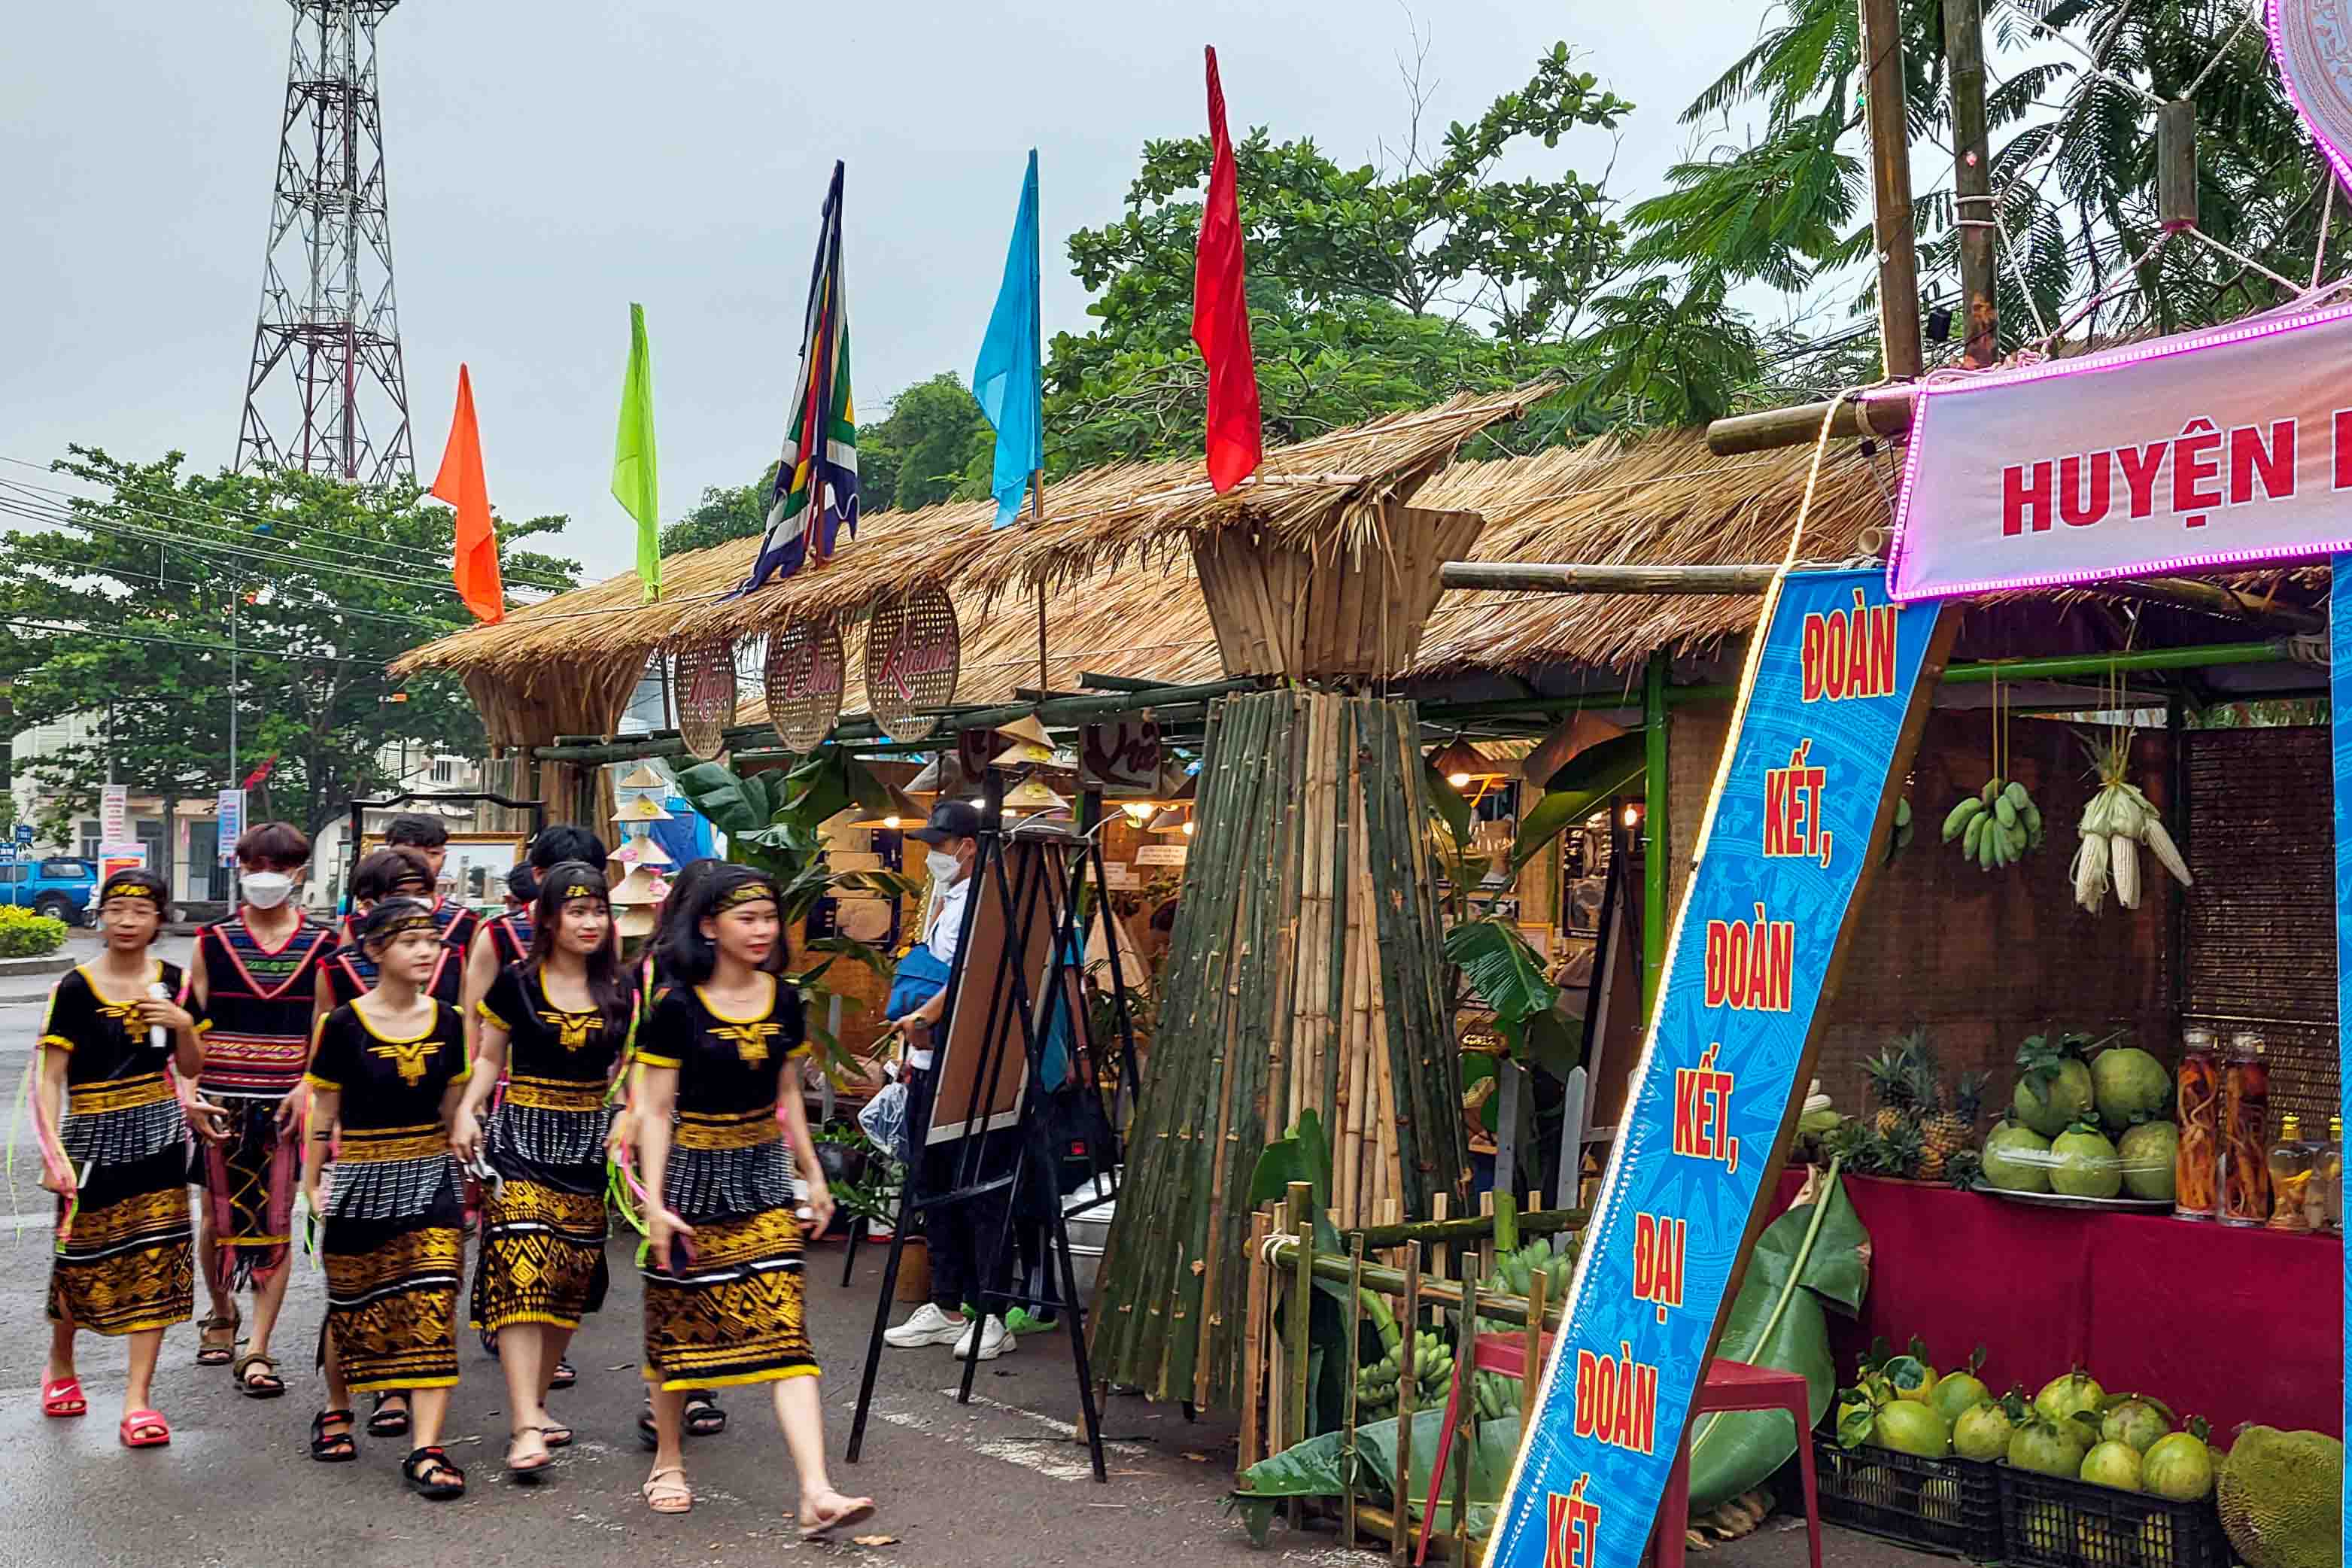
[{"left": 0, "top": 906, "right": 68, "bottom": 959}]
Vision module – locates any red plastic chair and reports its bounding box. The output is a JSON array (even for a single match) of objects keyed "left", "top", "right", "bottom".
[{"left": 1415, "top": 1340, "right": 1821, "bottom": 1568}]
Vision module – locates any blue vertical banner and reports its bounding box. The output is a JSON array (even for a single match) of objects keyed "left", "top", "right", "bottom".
[
  {"left": 1485, "top": 569, "right": 1946, "bottom": 1568},
  {"left": 2333, "top": 551, "right": 2351, "bottom": 1539}
]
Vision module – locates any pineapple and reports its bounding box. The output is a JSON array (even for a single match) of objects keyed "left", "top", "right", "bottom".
[
  {"left": 1919, "top": 1070, "right": 1985, "bottom": 1181},
  {"left": 1864, "top": 1033, "right": 1923, "bottom": 1138}
]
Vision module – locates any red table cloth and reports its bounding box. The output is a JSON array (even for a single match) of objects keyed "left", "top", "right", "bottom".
[{"left": 1772, "top": 1169, "right": 2342, "bottom": 1438}]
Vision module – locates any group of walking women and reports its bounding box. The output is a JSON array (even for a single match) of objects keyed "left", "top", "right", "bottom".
[{"left": 32, "top": 816, "right": 876, "bottom": 1533}]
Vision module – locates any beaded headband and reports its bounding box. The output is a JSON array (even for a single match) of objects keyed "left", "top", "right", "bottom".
[
  {"left": 366, "top": 903, "right": 438, "bottom": 942},
  {"left": 715, "top": 879, "right": 780, "bottom": 912},
  {"left": 99, "top": 874, "right": 168, "bottom": 907}
]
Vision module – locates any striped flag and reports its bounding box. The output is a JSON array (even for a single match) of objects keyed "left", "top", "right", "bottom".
[{"left": 740, "top": 160, "right": 858, "bottom": 592}]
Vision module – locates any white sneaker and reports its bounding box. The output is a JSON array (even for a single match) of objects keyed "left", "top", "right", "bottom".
[
  {"left": 884, "top": 1302, "right": 964, "bottom": 1349},
  {"left": 950, "top": 1315, "right": 1016, "bottom": 1361}
]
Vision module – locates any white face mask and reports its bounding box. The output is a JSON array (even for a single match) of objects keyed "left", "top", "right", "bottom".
[
  {"left": 925, "top": 849, "right": 961, "bottom": 883},
  {"left": 242, "top": 871, "right": 296, "bottom": 910}
]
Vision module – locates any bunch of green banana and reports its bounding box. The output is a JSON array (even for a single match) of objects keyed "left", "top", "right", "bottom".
[
  {"left": 1883, "top": 797, "right": 1914, "bottom": 865},
  {"left": 1940, "top": 779, "right": 2042, "bottom": 871},
  {"left": 1355, "top": 1329, "right": 1454, "bottom": 1418},
  {"left": 1467, "top": 1241, "right": 1583, "bottom": 1422}
]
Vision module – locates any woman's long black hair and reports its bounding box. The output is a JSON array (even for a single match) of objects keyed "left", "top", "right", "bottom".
[
  {"left": 644, "top": 856, "right": 724, "bottom": 992},
  {"left": 654, "top": 862, "right": 782, "bottom": 988},
  {"left": 525, "top": 861, "right": 632, "bottom": 1036}
]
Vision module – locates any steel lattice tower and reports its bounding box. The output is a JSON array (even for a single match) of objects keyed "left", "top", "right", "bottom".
[{"left": 235, "top": 0, "right": 415, "bottom": 488}]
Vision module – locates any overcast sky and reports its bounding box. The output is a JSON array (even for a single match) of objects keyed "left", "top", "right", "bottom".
[{"left": 1, "top": 2, "right": 1771, "bottom": 588}]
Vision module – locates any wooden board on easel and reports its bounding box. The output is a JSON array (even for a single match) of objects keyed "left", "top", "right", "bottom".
[{"left": 925, "top": 834, "right": 1083, "bottom": 1145}]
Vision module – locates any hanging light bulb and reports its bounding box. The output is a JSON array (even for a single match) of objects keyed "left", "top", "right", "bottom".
[
  {"left": 1121, "top": 801, "right": 1156, "bottom": 825},
  {"left": 1621, "top": 801, "right": 1642, "bottom": 828},
  {"left": 1181, "top": 820, "right": 1195, "bottom": 837},
  {"left": 1448, "top": 771, "right": 1473, "bottom": 789}
]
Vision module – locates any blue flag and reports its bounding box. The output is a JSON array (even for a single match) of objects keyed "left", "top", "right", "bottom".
[{"left": 972, "top": 150, "right": 1043, "bottom": 529}]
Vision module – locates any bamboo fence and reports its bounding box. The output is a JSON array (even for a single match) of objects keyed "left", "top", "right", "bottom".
[{"left": 1090, "top": 688, "right": 1468, "bottom": 1409}]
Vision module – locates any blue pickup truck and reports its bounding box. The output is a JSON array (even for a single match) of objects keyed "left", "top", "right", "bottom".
[{"left": 0, "top": 856, "right": 99, "bottom": 925}]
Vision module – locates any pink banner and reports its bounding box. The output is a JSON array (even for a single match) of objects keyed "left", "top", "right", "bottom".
[{"left": 1883, "top": 302, "right": 2352, "bottom": 600}]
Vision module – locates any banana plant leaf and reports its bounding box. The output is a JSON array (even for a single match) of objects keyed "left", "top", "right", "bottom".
[
  {"left": 1510, "top": 733, "right": 1646, "bottom": 873},
  {"left": 1444, "top": 917, "right": 1560, "bottom": 1062},
  {"left": 1234, "top": 1408, "right": 1525, "bottom": 1539},
  {"left": 1682, "top": 1168, "right": 1870, "bottom": 1512},
  {"left": 673, "top": 759, "right": 776, "bottom": 836}
]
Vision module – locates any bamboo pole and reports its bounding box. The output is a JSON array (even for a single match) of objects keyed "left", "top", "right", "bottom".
[
  {"left": 1241, "top": 1206, "right": 1272, "bottom": 1478},
  {"left": 1861, "top": 0, "right": 1925, "bottom": 378},
  {"left": 1392, "top": 1242, "right": 1421, "bottom": 1568},
  {"left": 1944, "top": 0, "right": 1997, "bottom": 366},
  {"left": 1428, "top": 1190, "right": 1451, "bottom": 1280},
  {"left": 1286, "top": 1182, "right": 1314, "bottom": 1455},
  {"left": 1265, "top": 1240, "right": 1569, "bottom": 1329},
  {"left": 1342, "top": 1235, "right": 1366, "bottom": 1552},
  {"left": 1348, "top": 1209, "right": 1585, "bottom": 1248},
  {"left": 1520, "top": 1269, "right": 1548, "bottom": 1442}
]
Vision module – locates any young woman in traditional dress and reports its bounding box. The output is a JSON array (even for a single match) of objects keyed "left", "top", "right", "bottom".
[
  {"left": 451, "top": 862, "right": 632, "bottom": 1477},
  {"left": 631, "top": 865, "right": 873, "bottom": 1531},
  {"left": 300, "top": 900, "right": 472, "bottom": 1499},
  {"left": 187, "top": 821, "right": 338, "bottom": 1396},
  {"left": 383, "top": 812, "right": 482, "bottom": 958},
  {"left": 320, "top": 848, "right": 459, "bottom": 1015},
  {"left": 33, "top": 870, "right": 204, "bottom": 1446}
]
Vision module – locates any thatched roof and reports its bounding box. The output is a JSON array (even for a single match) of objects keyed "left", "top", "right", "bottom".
[
  {"left": 1412, "top": 430, "right": 1883, "bottom": 673},
  {"left": 394, "top": 384, "right": 1554, "bottom": 684}
]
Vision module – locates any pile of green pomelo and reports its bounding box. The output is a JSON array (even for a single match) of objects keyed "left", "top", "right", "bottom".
[
  {"left": 1982, "top": 1033, "right": 2175, "bottom": 1199},
  {"left": 1836, "top": 1342, "right": 2341, "bottom": 1568}
]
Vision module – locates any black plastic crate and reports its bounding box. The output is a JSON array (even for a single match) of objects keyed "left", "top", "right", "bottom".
[
  {"left": 1998, "top": 1462, "right": 2229, "bottom": 1568},
  {"left": 1814, "top": 1435, "right": 2004, "bottom": 1560}
]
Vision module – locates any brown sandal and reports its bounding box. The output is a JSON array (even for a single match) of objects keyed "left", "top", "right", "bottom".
[
  {"left": 641, "top": 1466, "right": 693, "bottom": 1515},
  {"left": 231, "top": 1351, "right": 284, "bottom": 1399},
  {"left": 196, "top": 1311, "right": 239, "bottom": 1367}
]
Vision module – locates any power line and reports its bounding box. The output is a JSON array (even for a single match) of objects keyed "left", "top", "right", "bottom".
[
  {"left": 3, "top": 541, "right": 469, "bottom": 634},
  {"left": 0, "top": 616, "right": 404, "bottom": 668},
  {"left": 0, "top": 455, "right": 579, "bottom": 591}
]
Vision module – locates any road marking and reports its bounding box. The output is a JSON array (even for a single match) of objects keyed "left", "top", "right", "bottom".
[{"left": 864, "top": 1390, "right": 1148, "bottom": 1484}]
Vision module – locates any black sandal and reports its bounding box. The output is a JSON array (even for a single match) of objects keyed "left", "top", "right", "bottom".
[
  {"left": 549, "top": 1359, "right": 576, "bottom": 1390},
  {"left": 367, "top": 1391, "right": 411, "bottom": 1437},
  {"left": 196, "top": 1311, "right": 239, "bottom": 1368},
  {"left": 231, "top": 1351, "right": 285, "bottom": 1399},
  {"left": 539, "top": 1422, "right": 573, "bottom": 1449},
  {"left": 309, "top": 1408, "right": 357, "bottom": 1463},
  {"left": 403, "top": 1445, "right": 466, "bottom": 1500}
]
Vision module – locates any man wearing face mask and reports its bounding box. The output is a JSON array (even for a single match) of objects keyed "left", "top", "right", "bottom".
[
  {"left": 879, "top": 801, "right": 1021, "bottom": 1361},
  {"left": 187, "top": 822, "right": 340, "bottom": 1396}
]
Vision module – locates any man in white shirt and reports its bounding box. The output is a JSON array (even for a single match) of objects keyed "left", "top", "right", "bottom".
[{"left": 880, "top": 803, "right": 1019, "bottom": 1360}]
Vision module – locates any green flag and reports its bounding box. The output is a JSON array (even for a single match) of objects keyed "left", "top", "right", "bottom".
[{"left": 611, "top": 302, "right": 661, "bottom": 600}]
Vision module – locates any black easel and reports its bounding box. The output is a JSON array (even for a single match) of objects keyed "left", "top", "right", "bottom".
[{"left": 844, "top": 805, "right": 1142, "bottom": 1481}]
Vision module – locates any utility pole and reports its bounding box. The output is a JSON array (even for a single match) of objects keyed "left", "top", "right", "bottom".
[
  {"left": 1861, "top": 0, "right": 1925, "bottom": 378},
  {"left": 1944, "top": 0, "right": 1998, "bottom": 366}
]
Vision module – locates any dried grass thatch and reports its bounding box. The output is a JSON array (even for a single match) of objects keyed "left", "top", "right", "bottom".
[
  {"left": 1412, "top": 429, "right": 1887, "bottom": 673},
  {"left": 394, "top": 384, "right": 1554, "bottom": 688}
]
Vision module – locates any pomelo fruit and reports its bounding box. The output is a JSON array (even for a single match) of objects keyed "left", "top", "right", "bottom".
[
  {"left": 2051, "top": 1124, "right": 2123, "bottom": 1199},
  {"left": 2092, "top": 1046, "right": 2170, "bottom": 1129},
  {"left": 2082, "top": 1439, "right": 2145, "bottom": 1491}
]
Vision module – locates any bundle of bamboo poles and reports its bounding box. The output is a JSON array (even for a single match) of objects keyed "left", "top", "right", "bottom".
[{"left": 1092, "top": 688, "right": 1468, "bottom": 1410}]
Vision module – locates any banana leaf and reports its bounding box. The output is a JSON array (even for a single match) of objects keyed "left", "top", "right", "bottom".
[
  {"left": 1510, "top": 732, "right": 1646, "bottom": 872},
  {"left": 1234, "top": 1408, "right": 1526, "bottom": 1539},
  {"left": 673, "top": 759, "right": 775, "bottom": 835},
  {"left": 1682, "top": 1168, "right": 1870, "bottom": 1511},
  {"left": 1444, "top": 917, "right": 1559, "bottom": 1061}
]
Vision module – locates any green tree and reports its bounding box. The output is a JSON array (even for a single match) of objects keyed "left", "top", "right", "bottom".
[
  {"left": 857, "top": 372, "right": 991, "bottom": 512},
  {"left": 0, "top": 451, "right": 580, "bottom": 863},
  {"left": 658, "top": 474, "right": 773, "bottom": 557},
  {"left": 1042, "top": 41, "right": 1742, "bottom": 460},
  {"left": 1630, "top": 0, "right": 2341, "bottom": 363}
]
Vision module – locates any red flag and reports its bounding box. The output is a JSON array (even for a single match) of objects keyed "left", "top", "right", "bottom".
[
  {"left": 433, "top": 364, "right": 505, "bottom": 623},
  {"left": 1193, "top": 46, "right": 1263, "bottom": 494},
  {"left": 242, "top": 755, "right": 277, "bottom": 789}
]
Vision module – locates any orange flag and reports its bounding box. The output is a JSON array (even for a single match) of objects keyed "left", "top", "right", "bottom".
[{"left": 433, "top": 363, "right": 504, "bottom": 623}]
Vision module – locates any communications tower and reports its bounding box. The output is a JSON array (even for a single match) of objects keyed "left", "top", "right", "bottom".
[{"left": 234, "top": 0, "right": 415, "bottom": 488}]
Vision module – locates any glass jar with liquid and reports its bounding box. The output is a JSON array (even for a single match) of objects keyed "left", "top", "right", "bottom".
[
  {"left": 2173, "top": 1028, "right": 2220, "bottom": 1220},
  {"left": 2266, "top": 1114, "right": 2314, "bottom": 1234},
  {"left": 2218, "top": 1032, "right": 2271, "bottom": 1229}
]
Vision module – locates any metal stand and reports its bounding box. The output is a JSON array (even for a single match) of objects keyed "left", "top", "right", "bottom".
[{"left": 844, "top": 814, "right": 1141, "bottom": 1482}]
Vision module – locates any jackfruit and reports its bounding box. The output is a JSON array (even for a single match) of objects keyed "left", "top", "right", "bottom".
[{"left": 2216, "top": 1425, "right": 2344, "bottom": 1568}]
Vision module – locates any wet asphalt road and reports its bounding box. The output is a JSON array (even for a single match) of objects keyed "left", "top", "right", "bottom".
[
  {"left": 0, "top": 937, "right": 1928, "bottom": 1568},
  {"left": 0, "top": 935, "right": 1272, "bottom": 1568}
]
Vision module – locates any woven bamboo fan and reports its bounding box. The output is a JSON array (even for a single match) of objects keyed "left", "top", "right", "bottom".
[
  {"left": 673, "top": 640, "right": 740, "bottom": 759},
  {"left": 764, "top": 618, "right": 846, "bottom": 752},
  {"left": 864, "top": 583, "right": 962, "bottom": 742}
]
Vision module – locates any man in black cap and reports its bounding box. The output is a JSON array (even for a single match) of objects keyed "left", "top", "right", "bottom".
[{"left": 880, "top": 801, "right": 1020, "bottom": 1360}]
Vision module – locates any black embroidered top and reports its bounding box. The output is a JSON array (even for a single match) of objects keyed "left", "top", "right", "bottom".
[
  {"left": 478, "top": 963, "right": 631, "bottom": 1085},
  {"left": 304, "top": 1001, "right": 470, "bottom": 1131},
  {"left": 637, "top": 980, "right": 806, "bottom": 1117},
  {"left": 39, "top": 962, "right": 196, "bottom": 1086}
]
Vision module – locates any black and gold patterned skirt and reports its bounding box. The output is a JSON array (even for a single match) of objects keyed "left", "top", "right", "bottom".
[
  {"left": 469, "top": 1077, "right": 612, "bottom": 1333},
  {"left": 321, "top": 1126, "right": 466, "bottom": 1393},
  {"left": 642, "top": 1106, "right": 813, "bottom": 1391},
  {"left": 48, "top": 1073, "right": 195, "bottom": 1337}
]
